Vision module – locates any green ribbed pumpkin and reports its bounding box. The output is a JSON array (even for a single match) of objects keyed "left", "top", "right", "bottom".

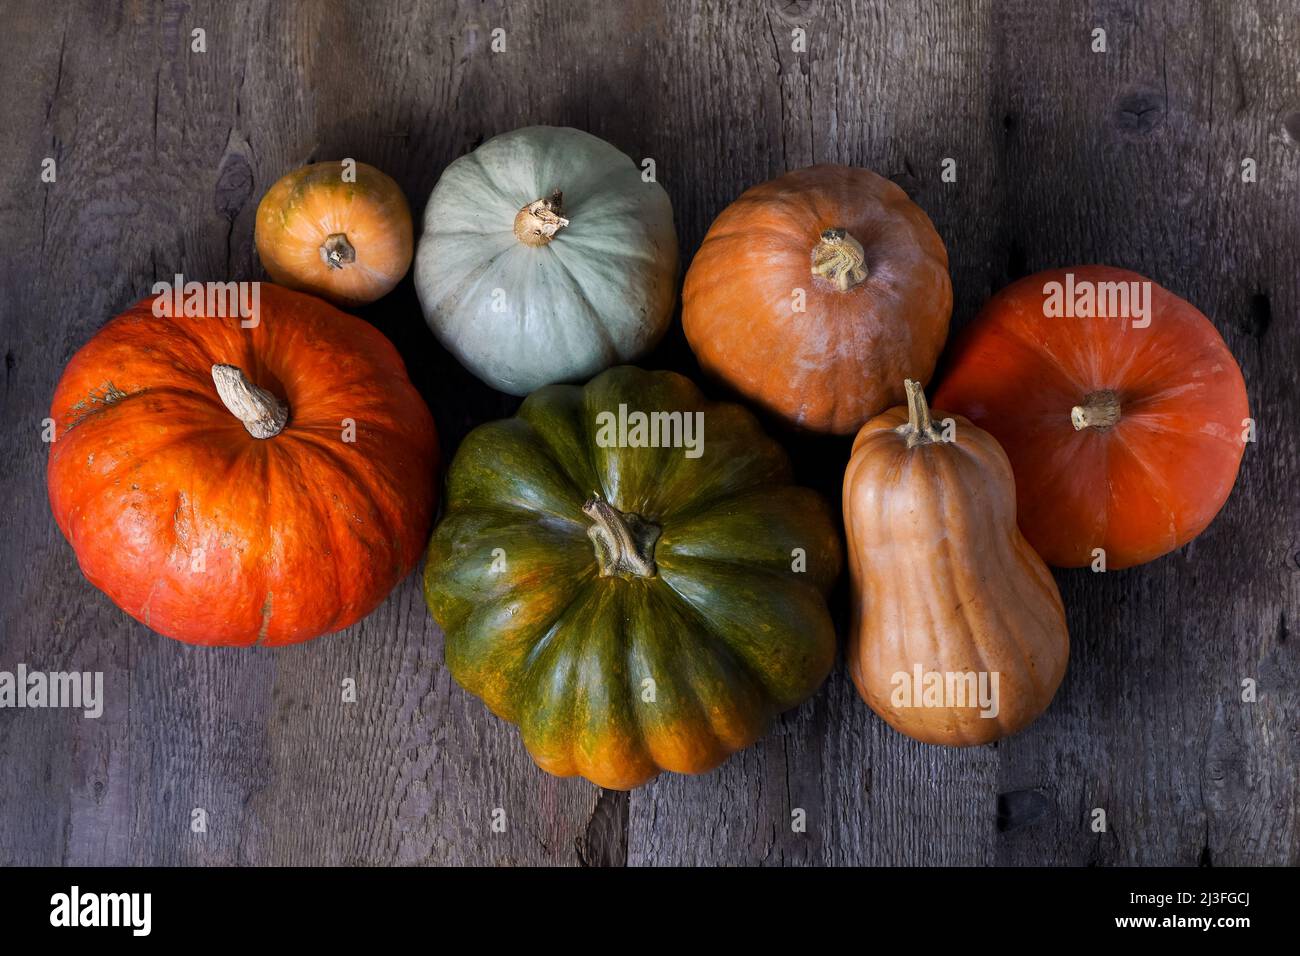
[{"left": 423, "top": 366, "right": 841, "bottom": 789}]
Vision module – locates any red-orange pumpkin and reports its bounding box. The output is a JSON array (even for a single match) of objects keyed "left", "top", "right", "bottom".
[
  {"left": 932, "top": 265, "right": 1249, "bottom": 569},
  {"left": 683, "top": 165, "right": 952, "bottom": 434},
  {"left": 47, "top": 283, "right": 439, "bottom": 646}
]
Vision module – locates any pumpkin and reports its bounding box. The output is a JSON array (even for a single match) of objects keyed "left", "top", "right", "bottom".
[
  {"left": 682, "top": 164, "right": 952, "bottom": 435},
  {"left": 843, "top": 381, "right": 1069, "bottom": 745},
  {"left": 47, "top": 283, "right": 439, "bottom": 646},
  {"left": 932, "top": 266, "right": 1250, "bottom": 569},
  {"left": 414, "top": 126, "right": 678, "bottom": 396},
  {"left": 255, "top": 161, "right": 413, "bottom": 307},
  {"left": 423, "top": 366, "right": 840, "bottom": 789}
]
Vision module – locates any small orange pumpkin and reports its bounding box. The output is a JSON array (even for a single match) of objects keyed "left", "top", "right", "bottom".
[{"left": 255, "top": 161, "right": 413, "bottom": 307}]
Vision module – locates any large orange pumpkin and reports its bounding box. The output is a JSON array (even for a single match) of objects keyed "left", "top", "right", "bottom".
[
  {"left": 255, "top": 161, "right": 413, "bottom": 307},
  {"left": 47, "top": 283, "right": 438, "bottom": 646},
  {"left": 682, "top": 165, "right": 952, "bottom": 434},
  {"left": 932, "top": 265, "right": 1250, "bottom": 569}
]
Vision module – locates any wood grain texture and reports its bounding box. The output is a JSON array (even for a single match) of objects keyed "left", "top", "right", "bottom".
[{"left": 0, "top": 0, "right": 1295, "bottom": 866}]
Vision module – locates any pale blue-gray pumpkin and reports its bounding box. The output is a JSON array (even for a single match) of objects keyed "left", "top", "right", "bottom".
[
  {"left": 423, "top": 367, "right": 840, "bottom": 789},
  {"left": 415, "top": 127, "right": 678, "bottom": 395}
]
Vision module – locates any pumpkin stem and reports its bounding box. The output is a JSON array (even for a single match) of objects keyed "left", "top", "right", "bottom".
[
  {"left": 901, "top": 379, "right": 943, "bottom": 447},
  {"left": 582, "top": 494, "right": 659, "bottom": 579},
  {"left": 514, "top": 190, "right": 570, "bottom": 246},
  {"left": 1071, "top": 390, "right": 1122, "bottom": 431},
  {"left": 319, "top": 233, "right": 356, "bottom": 270},
  {"left": 212, "top": 364, "right": 289, "bottom": 439},
  {"left": 811, "top": 228, "right": 868, "bottom": 291}
]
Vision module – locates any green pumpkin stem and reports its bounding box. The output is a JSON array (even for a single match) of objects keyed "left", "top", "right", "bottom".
[
  {"left": 583, "top": 495, "right": 659, "bottom": 579},
  {"left": 901, "top": 379, "right": 943, "bottom": 447}
]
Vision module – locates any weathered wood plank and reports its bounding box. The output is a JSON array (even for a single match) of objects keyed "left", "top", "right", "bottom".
[
  {"left": 627, "top": 0, "right": 1006, "bottom": 867},
  {"left": 983, "top": 0, "right": 1300, "bottom": 866}
]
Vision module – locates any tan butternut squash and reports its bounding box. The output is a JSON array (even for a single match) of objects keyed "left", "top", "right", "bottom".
[{"left": 842, "top": 380, "right": 1069, "bottom": 745}]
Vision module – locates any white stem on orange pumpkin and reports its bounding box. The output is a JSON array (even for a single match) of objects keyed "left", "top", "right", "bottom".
[
  {"left": 1071, "top": 390, "right": 1122, "bottom": 431},
  {"left": 583, "top": 494, "right": 659, "bottom": 578},
  {"left": 212, "top": 364, "right": 289, "bottom": 439},
  {"left": 513, "top": 190, "right": 569, "bottom": 246},
  {"left": 901, "top": 379, "right": 944, "bottom": 447},
  {"left": 811, "top": 228, "right": 868, "bottom": 291},
  {"left": 319, "top": 233, "right": 357, "bottom": 270}
]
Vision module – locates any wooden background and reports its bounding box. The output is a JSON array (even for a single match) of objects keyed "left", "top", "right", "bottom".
[{"left": 1, "top": 0, "right": 1296, "bottom": 867}]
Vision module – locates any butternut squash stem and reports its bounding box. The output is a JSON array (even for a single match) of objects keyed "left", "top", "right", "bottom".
[
  {"left": 212, "top": 364, "right": 289, "bottom": 439},
  {"left": 902, "top": 379, "right": 943, "bottom": 447},
  {"left": 514, "top": 190, "right": 569, "bottom": 246},
  {"left": 1071, "top": 390, "right": 1122, "bottom": 431},
  {"left": 811, "top": 228, "right": 868, "bottom": 291},
  {"left": 583, "top": 495, "right": 659, "bottom": 578},
  {"left": 319, "top": 233, "right": 356, "bottom": 270}
]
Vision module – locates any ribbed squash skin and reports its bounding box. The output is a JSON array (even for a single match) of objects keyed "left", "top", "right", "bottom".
[
  {"left": 424, "top": 366, "right": 841, "bottom": 789},
  {"left": 843, "top": 393, "right": 1068, "bottom": 745},
  {"left": 415, "top": 127, "right": 678, "bottom": 395}
]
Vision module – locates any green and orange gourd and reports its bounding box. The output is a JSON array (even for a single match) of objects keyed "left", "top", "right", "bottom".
[{"left": 423, "top": 366, "right": 841, "bottom": 788}]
